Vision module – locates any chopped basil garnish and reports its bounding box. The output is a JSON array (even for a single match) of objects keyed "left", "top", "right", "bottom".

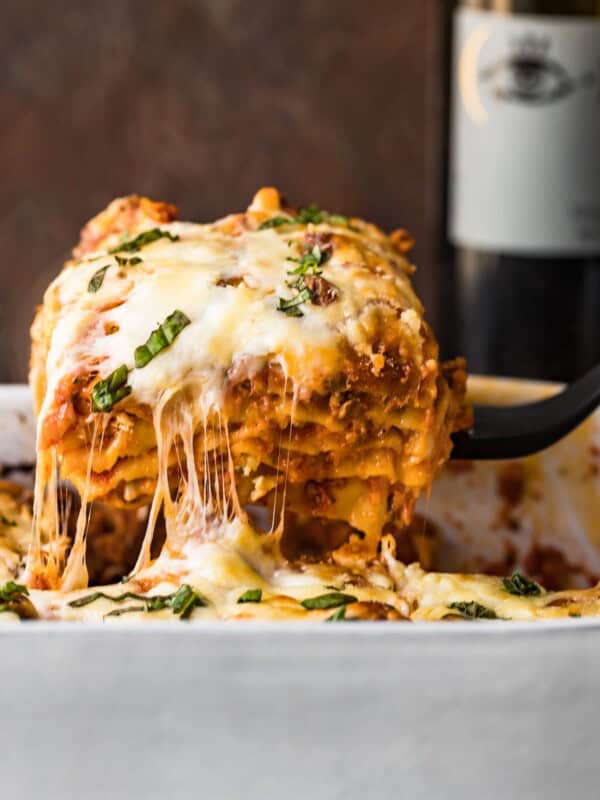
[
  {"left": 296, "top": 204, "right": 325, "bottom": 224},
  {"left": 134, "top": 309, "right": 191, "bottom": 368},
  {"left": 169, "top": 584, "right": 206, "bottom": 619},
  {"left": 277, "top": 304, "right": 303, "bottom": 318},
  {"left": 69, "top": 591, "right": 132, "bottom": 608},
  {"left": 91, "top": 364, "right": 132, "bottom": 412},
  {"left": 0, "top": 514, "right": 17, "bottom": 527},
  {"left": 115, "top": 255, "right": 143, "bottom": 267},
  {"left": 109, "top": 228, "right": 179, "bottom": 254},
  {"left": 327, "top": 214, "right": 349, "bottom": 226},
  {"left": 447, "top": 601, "right": 498, "bottom": 620},
  {"left": 91, "top": 311, "right": 190, "bottom": 409},
  {"left": 259, "top": 205, "right": 353, "bottom": 231},
  {"left": 237, "top": 589, "right": 262, "bottom": 604},
  {"left": 70, "top": 584, "right": 207, "bottom": 619},
  {"left": 258, "top": 216, "right": 295, "bottom": 231},
  {"left": 301, "top": 592, "right": 358, "bottom": 611},
  {"left": 287, "top": 244, "right": 330, "bottom": 277},
  {"left": 277, "top": 239, "right": 334, "bottom": 316},
  {"left": 276, "top": 287, "right": 313, "bottom": 317},
  {"left": 88, "top": 264, "right": 110, "bottom": 293},
  {"left": 326, "top": 606, "right": 348, "bottom": 622},
  {"left": 104, "top": 605, "right": 146, "bottom": 618},
  {"left": 503, "top": 572, "right": 543, "bottom": 597},
  {"left": 0, "top": 581, "right": 28, "bottom": 602},
  {"left": 0, "top": 581, "right": 37, "bottom": 619}
]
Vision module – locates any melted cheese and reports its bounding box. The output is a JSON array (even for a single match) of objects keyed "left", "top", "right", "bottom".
[
  {"left": 1, "top": 487, "right": 600, "bottom": 623},
  {"left": 6, "top": 511, "right": 600, "bottom": 622},
  {"left": 42, "top": 223, "right": 421, "bottom": 412}
]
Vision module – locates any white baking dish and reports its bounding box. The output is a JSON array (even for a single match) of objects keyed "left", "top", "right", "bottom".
[{"left": 2, "top": 381, "right": 600, "bottom": 800}]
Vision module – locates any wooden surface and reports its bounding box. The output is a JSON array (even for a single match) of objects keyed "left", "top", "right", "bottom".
[{"left": 0, "top": 0, "right": 441, "bottom": 381}]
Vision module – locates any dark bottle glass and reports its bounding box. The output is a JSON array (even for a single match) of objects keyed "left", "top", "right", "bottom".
[{"left": 441, "top": 0, "right": 600, "bottom": 381}]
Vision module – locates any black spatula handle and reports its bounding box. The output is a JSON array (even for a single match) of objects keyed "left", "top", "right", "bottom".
[{"left": 451, "top": 364, "right": 600, "bottom": 461}]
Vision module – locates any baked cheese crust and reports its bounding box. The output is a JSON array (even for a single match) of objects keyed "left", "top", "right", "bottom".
[{"left": 2, "top": 484, "right": 600, "bottom": 623}]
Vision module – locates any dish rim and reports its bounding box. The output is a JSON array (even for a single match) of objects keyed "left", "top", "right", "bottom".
[{"left": 2, "top": 616, "right": 600, "bottom": 635}]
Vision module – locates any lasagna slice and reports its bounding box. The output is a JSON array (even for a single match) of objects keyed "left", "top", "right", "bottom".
[{"left": 28, "top": 188, "right": 469, "bottom": 589}]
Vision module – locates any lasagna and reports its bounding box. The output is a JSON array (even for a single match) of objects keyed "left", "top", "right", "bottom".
[
  {"left": 3, "top": 189, "right": 595, "bottom": 624},
  {"left": 27, "top": 188, "right": 469, "bottom": 593},
  {"left": 15, "top": 189, "right": 595, "bottom": 623}
]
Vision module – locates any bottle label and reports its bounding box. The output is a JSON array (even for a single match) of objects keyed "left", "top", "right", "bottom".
[{"left": 450, "top": 9, "right": 600, "bottom": 256}]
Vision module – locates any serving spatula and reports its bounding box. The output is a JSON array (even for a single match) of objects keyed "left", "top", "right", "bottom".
[{"left": 451, "top": 363, "right": 600, "bottom": 461}]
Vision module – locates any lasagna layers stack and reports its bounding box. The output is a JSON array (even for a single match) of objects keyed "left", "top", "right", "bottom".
[{"left": 28, "top": 188, "right": 469, "bottom": 588}]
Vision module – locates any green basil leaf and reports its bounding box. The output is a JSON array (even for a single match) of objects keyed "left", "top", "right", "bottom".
[
  {"left": 68, "top": 591, "right": 107, "bottom": 608},
  {"left": 115, "top": 255, "right": 143, "bottom": 267},
  {"left": 0, "top": 581, "right": 29, "bottom": 602},
  {"left": 134, "top": 310, "right": 191, "bottom": 368},
  {"left": 296, "top": 204, "right": 324, "bottom": 224},
  {"left": 301, "top": 592, "right": 358, "bottom": 611},
  {"left": 259, "top": 207, "right": 351, "bottom": 231},
  {"left": 169, "top": 584, "right": 207, "bottom": 619},
  {"left": 0, "top": 582, "right": 37, "bottom": 619},
  {"left": 237, "top": 589, "right": 262, "bottom": 604},
  {"left": 447, "top": 601, "right": 498, "bottom": 620},
  {"left": 69, "top": 584, "right": 206, "bottom": 618},
  {"left": 91, "top": 364, "right": 131, "bottom": 412},
  {"left": 277, "top": 286, "right": 313, "bottom": 317},
  {"left": 277, "top": 303, "right": 304, "bottom": 317},
  {"left": 69, "top": 590, "right": 151, "bottom": 609},
  {"left": 503, "top": 572, "right": 543, "bottom": 597},
  {"left": 326, "top": 606, "right": 348, "bottom": 622},
  {"left": 104, "top": 605, "right": 146, "bottom": 618},
  {"left": 109, "top": 228, "right": 179, "bottom": 254},
  {"left": 286, "top": 244, "right": 329, "bottom": 278},
  {"left": 258, "top": 216, "right": 295, "bottom": 230},
  {"left": 88, "top": 265, "right": 110, "bottom": 293}
]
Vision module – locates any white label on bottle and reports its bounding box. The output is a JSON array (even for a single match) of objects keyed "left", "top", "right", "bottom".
[{"left": 450, "top": 9, "right": 600, "bottom": 256}]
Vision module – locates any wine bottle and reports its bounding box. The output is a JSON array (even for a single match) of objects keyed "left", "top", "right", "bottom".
[{"left": 444, "top": 0, "right": 600, "bottom": 381}]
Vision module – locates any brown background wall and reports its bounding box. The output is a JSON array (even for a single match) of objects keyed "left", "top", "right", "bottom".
[{"left": 0, "top": 0, "right": 443, "bottom": 382}]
